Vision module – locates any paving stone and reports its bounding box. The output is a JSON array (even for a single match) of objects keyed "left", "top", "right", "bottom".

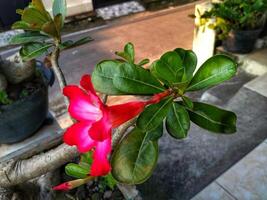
[
  {"left": 191, "top": 182, "right": 236, "bottom": 200},
  {"left": 217, "top": 142, "right": 267, "bottom": 200}
]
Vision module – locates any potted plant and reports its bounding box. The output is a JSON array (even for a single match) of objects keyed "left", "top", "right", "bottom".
[
  {"left": 0, "top": 0, "right": 92, "bottom": 144},
  {"left": 199, "top": 0, "right": 267, "bottom": 53}
]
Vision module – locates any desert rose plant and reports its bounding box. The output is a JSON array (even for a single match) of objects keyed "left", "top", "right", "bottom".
[{"left": 11, "top": 0, "right": 238, "bottom": 196}]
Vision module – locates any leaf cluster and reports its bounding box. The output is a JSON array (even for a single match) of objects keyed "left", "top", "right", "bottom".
[
  {"left": 91, "top": 43, "right": 238, "bottom": 185},
  {"left": 200, "top": 0, "right": 267, "bottom": 39},
  {"left": 10, "top": 0, "right": 92, "bottom": 62}
]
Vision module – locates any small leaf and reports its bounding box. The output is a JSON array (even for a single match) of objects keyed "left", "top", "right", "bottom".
[
  {"left": 138, "top": 58, "right": 150, "bottom": 66},
  {"left": 54, "top": 14, "right": 63, "bottom": 32},
  {"left": 137, "top": 97, "right": 173, "bottom": 132},
  {"left": 187, "top": 102, "right": 237, "bottom": 133},
  {"left": 91, "top": 60, "right": 125, "bottom": 95},
  {"left": 9, "top": 32, "right": 48, "bottom": 45},
  {"left": 102, "top": 174, "right": 117, "bottom": 190},
  {"left": 174, "top": 48, "right": 197, "bottom": 81},
  {"left": 111, "top": 128, "right": 159, "bottom": 184},
  {"left": 186, "top": 55, "right": 237, "bottom": 91},
  {"left": 182, "top": 96, "right": 193, "bottom": 109},
  {"left": 22, "top": 8, "right": 49, "bottom": 28},
  {"left": 12, "top": 21, "right": 40, "bottom": 31},
  {"left": 60, "top": 37, "right": 93, "bottom": 50},
  {"left": 65, "top": 163, "right": 89, "bottom": 179},
  {"left": 113, "top": 63, "right": 165, "bottom": 95},
  {"left": 42, "top": 21, "right": 59, "bottom": 38},
  {"left": 32, "top": 0, "right": 51, "bottom": 21},
  {"left": 166, "top": 103, "right": 190, "bottom": 139},
  {"left": 151, "top": 51, "right": 183, "bottom": 85},
  {"left": 124, "top": 42, "right": 135, "bottom": 63},
  {"left": 53, "top": 0, "right": 67, "bottom": 24},
  {"left": 20, "top": 42, "right": 53, "bottom": 61}
]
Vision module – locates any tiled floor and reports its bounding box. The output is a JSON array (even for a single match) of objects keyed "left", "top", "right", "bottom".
[{"left": 192, "top": 140, "right": 267, "bottom": 200}]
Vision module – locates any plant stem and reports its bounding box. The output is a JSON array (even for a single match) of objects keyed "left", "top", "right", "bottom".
[{"left": 50, "top": 46, "right": 69, "bottom": 107}]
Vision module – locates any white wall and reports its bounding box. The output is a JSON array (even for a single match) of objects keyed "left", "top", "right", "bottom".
[{"left": 42, "top": 0, "right": 93, "bottom": 17}]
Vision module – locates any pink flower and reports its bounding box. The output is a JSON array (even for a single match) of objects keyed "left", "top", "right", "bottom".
[{"left": 63, "top": 75, "right": 170, "bottom": 177}]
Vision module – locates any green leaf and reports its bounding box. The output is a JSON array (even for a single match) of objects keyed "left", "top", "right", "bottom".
[
  {"left": 53, "top": 0, "right": 67, "bottom": 25},
  {"left": 60, "top": 37, "right": 93, "bottom": 50},
  {"left": 115, "top": 42, "right": 135, "bottom": 63},
  {"left": 113, "top": 63, "right": 165, "bottom": 95},
  {"left": 186, "top": 55, "right": 237, "bottom": 91},
  {"left": 174, "top": 48, "right": 197, "bottom": 81},
  {"left": 22, "top": 8, "right": 49, "bottom": 28},
  {"left": 182, "top": 96, "right": 193, "bottom": 109},
  {"left": 124, "top": 42, "right": 135, "bottom": 63},
  {"left": 9, "top": 32, "right": 48, "bottom": 45},
  {"left": 101, "top": 174, "right": 117, "bottom": 190},
  {"left": 151, "top": 51, "right": 183, "bottom": 85},
  {"left": 65, "top": 163, "right": 89, "bottom": 179},
  {"left": 187, "top": 102, "right": 237, "bottom": 134},
  {"left": 166, "top": 102, "right": 190, "bottom": 139},
  {"left": 91, "top": 60, "right": 125, "bottom": 95},
  {"left": 20, "top": 42, "right": 53, "bottom": 61},
  {"left": 111, "top": 128, "right": 159, "bottom": 184},
  {"left": 32, "top": 0, "right": 51, "bottom": 21},
  {"left": 12, "top": 21, "right": 40, "bottom": 31},
  {"left": 137, "top": 97, "right": 173, "bottom": 132},
  {"left": 138, "top": 58, "right": 150, "bottom": 66}
]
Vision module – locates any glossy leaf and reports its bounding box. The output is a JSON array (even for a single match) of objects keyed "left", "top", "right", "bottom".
[
  {"left": 9, "top": 32, "right": 48, "bottom": 45},
  {"left": 151, "top": 51, "right": 183, "bottom": 85},
  {"left": 113, "top": 63, "right": 165, "bottom": 95},
  {"left": 53, "top": 0, "right": 67, "bottom": 24},
  {"left": 174, "top": 48, "right": 197, "bottom": 81},
  {"left": 20, "top": 42, "right": 53, "bottom": 61},
  {"left": 187, "top": 102, "right": 237, "bottom": 133},
  {"left": 137, "top": 97, "right": 173, "bottom": 132},
  {"left": 65, "top": 163, "right": 89, "bottom": 179},
  {"left": 186, "top": 55, "right": 237, "bottom": 91},
  {"left": 166, "top": 103, "right": 190, "bottom": 139},
  {"left": 111, "top": 128, "right": 159, "bottom": 184},
  {"left": 91, "top": 60, "right": 125, "bottom": 95},
  {"left": 182, "top": 96, "right": 194, "bottom": 109}
]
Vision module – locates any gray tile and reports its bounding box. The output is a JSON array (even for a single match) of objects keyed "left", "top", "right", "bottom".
[
  {"left": 217, "top": 142, "right": 267, "bottom": 200},
  {"left": 191, "top": 182, "right": 235, "bottom": 200}
]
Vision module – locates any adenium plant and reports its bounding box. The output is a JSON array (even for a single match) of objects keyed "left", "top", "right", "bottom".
[
  {"left": 54, "top": 43, "right": 237, "bottom": 190},
  {"left": 10, "top": 0, "right": 238, "bottom": 194}
]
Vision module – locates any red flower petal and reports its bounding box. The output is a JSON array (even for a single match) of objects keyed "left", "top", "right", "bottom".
[
  {"left": 63, "top": 122, "right": 96, "bottom": 153},
  {"left": 108, "top": 101, "right": 146, "bottom": 128},
  {"left": 90, "top": 137, "right": 112, "bottom": 176},
  {"left": 63, "top": 86, "right": 102, "bottom": 122},
  {"left": 53, "top": 182, "right": 72, "bottom": 191},
  {"left": 80, "top": 75, "right": 101, "bottom": 104},
  {"left": 89, "top": 108, "right": 112, "bottom": 141}
]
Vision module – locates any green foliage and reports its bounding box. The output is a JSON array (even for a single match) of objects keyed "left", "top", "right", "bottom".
[
  {"left": 11, "top": 0, "right": 92, "bottom": 61},
  {"left": 92, "top": 43, "right": 238, "bottom": 185},
  {"left": 166, "top": 102, "right": 190, "bottom": 139},
  {"left": 137, "top": 97, "right": 173, "bottom": 132},
  {"left": 0, "top": 91, "right": 12, "bottom": 105},
  {"left": 186, "top": 55, "right": 237, "bottom": 92},
  {"left": 111, "top": 126, "right": 162, "bottom": 184},
  {"left": 187, "top": 102, "right": 237, "bottom": 133},
  {"left": 200, "top": 0, "right": 267, "bottom": 39}
]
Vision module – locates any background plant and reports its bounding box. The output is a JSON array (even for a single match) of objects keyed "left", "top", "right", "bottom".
[{"left": 199, "top": 0, "right": 267, "bottom": 39}]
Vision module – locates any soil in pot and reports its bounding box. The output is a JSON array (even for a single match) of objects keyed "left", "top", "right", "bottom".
[
  {"left": 223, "top": 29, "right": 262, "bottom": 54},
  {"left": 0, "top": 72, "right": 48, "bottom": 144}
]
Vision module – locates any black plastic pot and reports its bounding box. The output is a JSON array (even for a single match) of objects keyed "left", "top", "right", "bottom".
[
  {"left": 0, "top": 63, "right": 53, "bottom": 144},
  {"left": 222, "top": 29, "right": 262, "bottom": 54}
]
